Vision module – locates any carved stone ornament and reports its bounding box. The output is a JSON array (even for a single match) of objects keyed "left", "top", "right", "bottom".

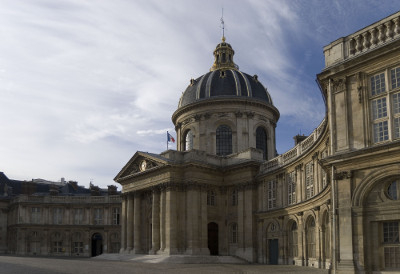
[
  {"left": 182, "top": 118, "right": 192, "bottom": 125},
  {"left": 245, "top": 112, "right": 255, "bottom": 118},
  {"left": 235, "top": 111, "right": 243, "bottom": 118},
  {"left": 333, "top": 170, "right": 353, "bottom": 180},
  {"left": 332, "top": 78, "right": 346, "bottom": 93},
  {"left": 194, "top": 114, "right": 202, "bottom": 121}
]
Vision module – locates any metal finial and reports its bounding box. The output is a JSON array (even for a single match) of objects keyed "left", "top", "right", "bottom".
[{"left": 220, "top": 8, "right": 225, "bottom": 42}]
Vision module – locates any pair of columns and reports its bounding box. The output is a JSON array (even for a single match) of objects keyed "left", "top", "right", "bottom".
[{"left": 120, "top": 187, "right": 209, "bottom": 255}]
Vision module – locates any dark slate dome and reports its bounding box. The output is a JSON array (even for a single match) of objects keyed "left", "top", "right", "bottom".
[{"left": 178, "top": 37, "right": 274, "bottom": 108}]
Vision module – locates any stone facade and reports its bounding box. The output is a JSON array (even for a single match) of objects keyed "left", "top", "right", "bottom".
[
  {"left": 115, "top": 11, "right": 400, "bottom": 273},
  {"left": 0, "top": 173, "right": 121, "bottom": 257}
]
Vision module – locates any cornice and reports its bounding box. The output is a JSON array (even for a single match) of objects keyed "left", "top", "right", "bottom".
[{"left": 172, "top": 97, "right": 280, "bottom": 124}]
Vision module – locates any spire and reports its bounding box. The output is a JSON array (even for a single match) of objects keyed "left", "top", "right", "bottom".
[
  {"left": 221, "top": 8, "right": 225, "bottom": 42},
  {"left": 210, "top": 12, "right": 238, "bottom": 72}
]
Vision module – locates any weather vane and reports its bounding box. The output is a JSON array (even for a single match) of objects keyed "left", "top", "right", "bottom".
[{"left": 220, "top": 8, "right": 225, "bottom": 41}]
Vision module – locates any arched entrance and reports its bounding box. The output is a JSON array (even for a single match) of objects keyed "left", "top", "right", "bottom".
[
  {"left": 91, "top": 233, "right": 103, "bottom": 257},
  {"left": 208, "top": 222, "right": 218, "bottom": 255}
]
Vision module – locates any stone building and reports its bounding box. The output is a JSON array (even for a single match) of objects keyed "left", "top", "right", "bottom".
[
  {"left": 0, "top": 172, "right": 121, "bottom": 257},
  {"left": 115, "top": 11, "right": 400, "bottom": 273}
]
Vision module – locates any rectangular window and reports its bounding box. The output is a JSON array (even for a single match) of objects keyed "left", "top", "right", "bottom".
[
  {"left": 305, "top": 162, "right": 314, "bottom": 199},
  {"left": 112, "top": 208, "right": 120, "bottom": 225},
  {"left": 268, "top": 180, "right": 276, "bottom": 209},
  {"left": 391, "top": 67, "right": 400, "bottom": 90},
  {"left": 384, "top": 247, "right": 400, "bottom": 268},
  {"left": 394, "top": 117, "right": 400, "bottom": 139},
  {"left": 383, "top": 221, "right": 400, "bottom": 268},
  {"left": 372, "top": 97, "right": 387, "bottom": 119},
  {"left": 393, "top": 92, "right": 400, "bottom": 114},
  {"left": 94, "top": 208, "right": 103, "bottom": 225},
  {"left": 287, "top": 171, "right": 296, "bottom": 205},
  {"left": 73, "top": 242, "right": 84, "bottom": 253},
  {"left": 53, "top": 208, "right": 63, "bottom": 225},
  {"left": 31, "top": 207, "right": 40, "bottom": 224},
  {"left": 384, "top": 222, "right": 399, "bottom": 243},
  {"left": 371, "top": 72, "right": 386, "bottom": 96},
  {"left": 374, "top": 121, "right": 389, "bottom": 142},
  {"left": 74, "top": 208, "right": 83, "bottom": 225},
  {"left": 53, "top": 241, "right": 63, "bottom": 253}
]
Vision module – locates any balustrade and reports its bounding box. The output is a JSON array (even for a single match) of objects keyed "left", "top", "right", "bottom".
[
  {"left": 348, "top": 15, "right": 400, "bottom": 56},
  {"left": 261, "top": 118, "right": 326, "bottom": 173}
]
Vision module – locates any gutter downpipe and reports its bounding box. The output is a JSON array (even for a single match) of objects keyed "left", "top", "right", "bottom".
[{"left": 328, "top": 78, "right": 337, "bottom": 274}]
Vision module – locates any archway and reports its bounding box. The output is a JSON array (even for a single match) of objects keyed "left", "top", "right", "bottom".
[
  {"left": 91, "top": 233, "right": 103, "bottom": 257},
  {"left": 208, "top": 222, "right": 218, "bottom": 255}
]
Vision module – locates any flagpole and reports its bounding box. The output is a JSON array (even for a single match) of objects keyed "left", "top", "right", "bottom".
[{"left": 167, "top": 131, "right": 169, "bottom": 150}]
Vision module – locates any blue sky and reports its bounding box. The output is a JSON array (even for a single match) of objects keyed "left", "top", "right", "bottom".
[{"left": 1, "top": 0, "right": 399, "bottom": 188}]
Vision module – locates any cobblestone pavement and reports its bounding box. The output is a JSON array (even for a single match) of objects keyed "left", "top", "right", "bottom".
[{"left": 0, "top": 255, "right": 329, "bottom": 274}]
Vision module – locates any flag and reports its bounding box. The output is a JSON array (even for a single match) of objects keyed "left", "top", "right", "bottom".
[{"left": 167, "top": 132, "right": 175, "bottom": 143}]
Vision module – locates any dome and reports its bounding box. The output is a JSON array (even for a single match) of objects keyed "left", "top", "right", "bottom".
[{"left": 177, "top": 37, "right": 274, "bottom": 108}]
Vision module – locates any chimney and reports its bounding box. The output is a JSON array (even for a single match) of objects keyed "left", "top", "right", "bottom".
[
  {"left": 293, "top": 134, "right": 308, "bottom": 146},
  {"left": 108, "top": 185, "right": 117, "bottom": 195}
]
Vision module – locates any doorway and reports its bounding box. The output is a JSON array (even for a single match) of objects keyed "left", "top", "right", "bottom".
[
  {"left": 268, "top": 238, "right": 279, "bottom": 264},
  {"left": 208, "top": 222, "right": 218, "bottom": 255},
  {"left": 91, "top": 233, "right": 103, "bottom": 257}
]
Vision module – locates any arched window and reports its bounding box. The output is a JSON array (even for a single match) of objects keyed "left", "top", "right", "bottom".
[
  {"left": 256, "top": 127, "right": 268, "bottom": 160},
  {"left": 184, "top": 130, "right": 193, "bottom": 151},
  {"left": 230, "top": 223, "right": 238, "bottom": 244},
  {"left": 216, "top": 125, "right": 232, "bottom": 156},
  {"left": 289, "top": 222, "right": 298, "bottom": 257},
  {"left": 306, "top": 218, "right": 316, "bottom": 259}
]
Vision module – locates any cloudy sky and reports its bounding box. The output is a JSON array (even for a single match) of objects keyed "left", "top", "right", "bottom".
[{"left": 1, "top": 1, "right": 399, "bottom": 188}]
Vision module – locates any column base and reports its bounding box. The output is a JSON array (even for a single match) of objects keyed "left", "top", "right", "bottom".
[
  {"left": 125, "top": 247, "right": 132, "bottom": 254},
  {"left": 162, "top": 247, "right": 179, "bottom": 255},
  {"left": 131, "top": 248, "right": 142, "bottom": 254},
  {"left": 149, "top": 248, "right": 160, "bottom": 255}
]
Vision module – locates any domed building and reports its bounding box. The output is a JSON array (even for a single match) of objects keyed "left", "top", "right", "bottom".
[
  {"left": 115, "top": 36, "right": 279, "bottom": 261},
  {"left": 115, "top": 11, "right": 400, "bottom": 273}
]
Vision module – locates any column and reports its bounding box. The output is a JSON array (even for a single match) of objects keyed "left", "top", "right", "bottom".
[
  {"left": 150, "top": 189, "right": 160, "bottom": 254},
  {"left": 133, "top": 192, "right": 141, "bottom": 253},
  {"left": 159, "top": 188, "right": 166, "bottom": 252},
  {"left": 185, "top": 186, "right": 201, "bottom": 254},
  {"left": 126, "top": 193, "right": 133, "bottom": 252},
  {"left": 297, "top": 216, "right": 304, "bottom": 266},
  {"left": 165, "top": 186, "right": 178, "bottom": 254},
  {"left": 200, "top": 188, "right": 208, "bottom": 254},
  {"left": 243, "top": 187, "right": 254, "bottom": 261},
  {"left": 119, "top": 194, "right": 127, "bottom": 253}
]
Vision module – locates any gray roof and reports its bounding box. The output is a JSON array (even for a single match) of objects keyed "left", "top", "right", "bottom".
[{"left": 178, "top": 69, "right": 274, "bottom": 108}]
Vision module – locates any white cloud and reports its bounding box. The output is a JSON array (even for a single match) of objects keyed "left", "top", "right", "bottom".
[{"left": 1, "top": 0, "right": 399, "bottom": 186}]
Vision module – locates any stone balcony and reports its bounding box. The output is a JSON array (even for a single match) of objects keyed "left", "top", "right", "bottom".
[{"left": 323, "top": 11, "right": 400, "bottom": 68}]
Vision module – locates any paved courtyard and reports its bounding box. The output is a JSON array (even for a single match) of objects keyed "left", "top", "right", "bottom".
[{"left": 0, "top": 255, "right": 329, "bottom": 274}]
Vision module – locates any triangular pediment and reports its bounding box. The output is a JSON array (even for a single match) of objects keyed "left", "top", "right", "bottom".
[{"left": 114, "top": 151, "right": 168, "bottom": 182}]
